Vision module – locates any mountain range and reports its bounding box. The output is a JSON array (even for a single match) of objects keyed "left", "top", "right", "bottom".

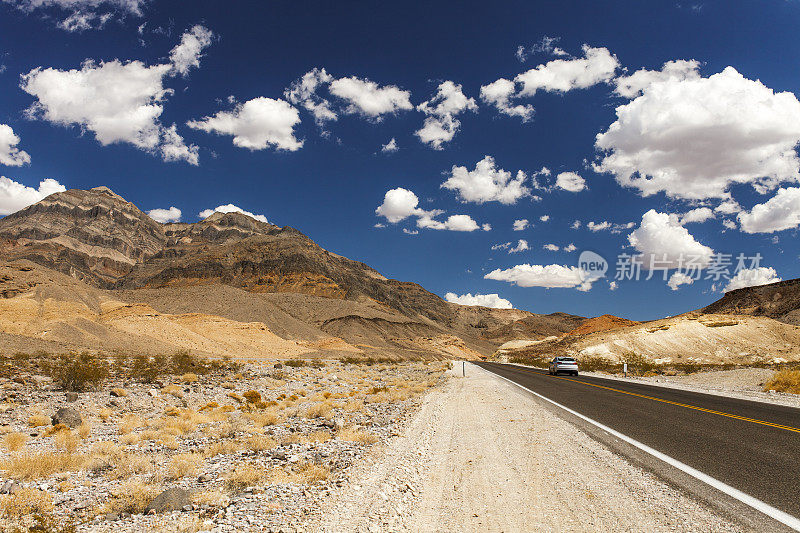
[{"left": 1, "top": 186, "right": 799, "bottom": 364}]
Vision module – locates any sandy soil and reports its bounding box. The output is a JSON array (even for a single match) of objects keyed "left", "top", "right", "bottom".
[{"left": 311, "top": 363, "right": 739, "bottom": 532}]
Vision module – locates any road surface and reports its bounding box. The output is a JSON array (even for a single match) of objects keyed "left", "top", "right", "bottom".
[{"left": 476, "top": 362, "right": 800, "bottom": 530}]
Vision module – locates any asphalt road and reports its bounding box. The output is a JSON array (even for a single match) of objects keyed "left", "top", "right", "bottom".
[{"left": 475, "top": 362, "right": 800, "bottom": 526}]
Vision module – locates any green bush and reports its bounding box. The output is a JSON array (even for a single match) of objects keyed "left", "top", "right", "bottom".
[{"left": 44, "top": 352, "right": 109, "bottom": 392}]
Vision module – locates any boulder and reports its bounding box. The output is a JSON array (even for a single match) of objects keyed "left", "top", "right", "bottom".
[
  {"left": 52, "top": 407, "right": 82, "bottom": 428},
  {"left": 65, "top": 392, "right": 78, "bottom": 402},
  {"left": 144, "top": 487, "right": 191, "bottom": 514}
]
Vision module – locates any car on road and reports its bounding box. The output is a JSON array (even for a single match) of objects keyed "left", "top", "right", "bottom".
[{"left": 549, "top": 357, "right": 579, "bottom": 376}]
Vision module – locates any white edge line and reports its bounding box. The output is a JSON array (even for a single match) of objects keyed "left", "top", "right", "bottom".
[{"left": 480, "top": 364, "right": 800, "bottom": 532}]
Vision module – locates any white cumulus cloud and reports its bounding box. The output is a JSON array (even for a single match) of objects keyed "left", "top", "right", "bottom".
[
  {"left": 169, "top": 25, "right": 213, "bottom": 77},
  {"left": 381, "top": 138, "right": 398, "bottom": 153},
  {"left": 543, "top": 243, "right": 559, "bottom": 251},
  {"left": 0, "top": 125, "right": 31, "bottom": 167},
  {"left": 667, "top": 272, "right": 694, "bottom": 291},
  {"left": 479, "top": 78, "right": 534, "bottom": 121},
  {"left": 555, "top": 171, "right": 586, "bottom": 192},
  {"left": 509, "top": 239, "right": 529, "bottom": 253},
  {"left": 188, "top": 97, "right": 302, "bottom": 151},
  {"left": 20, "top": 27, "right": 207, "bottom": 164},
  {"left": 329, "top": 76, "right": 412, "bottom": 120},
  {"left": 375, "top": 187, "right": 487, "bottom": 232},
  {"left": 6, "top": 0, "right": 145, "bottom": 31},
  {"left": 147, "top": 206, "right": 181, "bottom": 223},
  {"left": 614, "top": 60, "right": 701, "bottom": 99},
  {"left": 628, "top": 209, "right": 714, "bottom": 268},
  {"left": 596, "top": 66, "right": 800, "bottom": 200},
  {"left": 444, "top": 292, "right": 513, "bottom": 309},
  {"left": 723, "top": 267, "right": 781, "bottom": 292},
  {"left": 515, "top": 45, "right": 619, "bottom": 96},
  {"left": 284, "top": 67, "right": 337, "bottom": 125},
  {"left": 485, "top": 263, "right": 593, "bottom": 291},
  {"left": 442, "top": 155, "right": 530, "bottom": 204},
  {"left": 0, "top": 176, "right": 65, "bottom": 215},
  {"left": 512, "top": 218, "right": 528, "bottom": 231},
  {"left": 417, "top": 213, "right": 482, "bottom": 232},
  {"left": 198, "top": 204, "right": 268, "bottom": 223},
  {"left": 737, "top": 187, "right": 800, "bottom": 233},
  {"left": 415, "top": 81, "right": 477, "bottom": 149},
  {"left": 679, "top": 207, "right": 714, "bottom": 224}
]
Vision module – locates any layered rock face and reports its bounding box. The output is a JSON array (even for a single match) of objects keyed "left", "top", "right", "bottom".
[{"left": 0, "top": 187, "right": 166, "bottom": 285}]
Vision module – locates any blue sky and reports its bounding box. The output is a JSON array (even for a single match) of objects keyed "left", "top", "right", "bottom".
[{"left": 1, "top": 0, "right": 800, "bottom": 320}]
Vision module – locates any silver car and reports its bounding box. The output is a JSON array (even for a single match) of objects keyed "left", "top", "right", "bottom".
[{"left": 549, "top": 356, "right": 579, "bottom": 376}]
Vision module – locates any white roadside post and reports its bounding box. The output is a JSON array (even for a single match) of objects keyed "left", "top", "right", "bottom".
[
  {"left": 462, "top": 361, "right": 465, "bottom": 377},
  {"left": 623, "top": 362, "right": 628, "bottom": 378}
]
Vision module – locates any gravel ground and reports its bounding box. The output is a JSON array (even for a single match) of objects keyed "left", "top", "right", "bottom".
[
  {"left": 310, "top": 362, "right": 741, "bottom": 532},
  {"left": 0, "top": 358, "right": 447, "bottom": 533}
]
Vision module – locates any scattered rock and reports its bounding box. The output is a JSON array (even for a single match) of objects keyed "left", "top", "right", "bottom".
[
  {"left": 52, "top": 407, "right": 82, "bottom": 428},
  {"left": 144, "top": 487, "right": 192, "bottom": 514},
  {"left": 65, "top": 392, "right": 78, "bottom": 402}
]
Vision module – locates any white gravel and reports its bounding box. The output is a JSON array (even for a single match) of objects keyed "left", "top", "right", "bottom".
[{"left": 310, "top": 363, "right": 741, "bottom": 532}]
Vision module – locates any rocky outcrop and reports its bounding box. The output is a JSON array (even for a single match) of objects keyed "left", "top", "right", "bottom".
[
  {"left": 0, "top": 187, "right": 166, "bottom": 285},
  {"left": 702, "top": 279, "right": 800, "bottom": 325}
]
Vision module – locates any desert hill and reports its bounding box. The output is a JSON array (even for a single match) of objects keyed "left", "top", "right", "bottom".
[
  {"left": 701, "top": 278, "right": 800, "bottom": 325},
  {"left": 0, "top": 187, "right": 582, "bottom": 359},
  {"left": 566, "top": 314, "right": 641, "bottom": 336}
]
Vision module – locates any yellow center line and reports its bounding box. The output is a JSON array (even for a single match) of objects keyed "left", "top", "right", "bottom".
[{"left": 509, "top": 365, "right": 800, "bottom": 434}]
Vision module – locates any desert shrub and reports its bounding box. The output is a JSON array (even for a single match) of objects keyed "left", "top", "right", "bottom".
[
  {"left": 303, "top": 402, "right": 332, "bottom": 419},
  {"left": 2, "top": 432, "right": 28, "bottom": 452},
  {"left": 225, "top": 463, "right": 263, "bottom": 492},
  {"left": 578, "top": 356, "right": 620, "bottom": 373},
  {"left": 0, "top": 486, "right": 54, "bottom": 517},
  {"left": 43, "top": 352, "right": 109, "bottom": 392},
  {"left": 28, "top": 414, "right": 50, "bottom": 427},
  {"left": 763, "top": 369, "right": 800, "bottom": 394},
  {"left": 297, "top": 463, "right": 329, "bottom": 483},
  {"left": 0, "top": 452, "right": 86, "bottom": 480},
  {"left": 622, "top": 352, "right": 657, "bottom": 376},
  {"left": 103, "top": 480, "right": 161, "bottom": 514},
  {"left": 308, "top": 360, "right": 326, "bottom": 369},
  {"left": 243, "top": 390, "right": 261, "bottom": 404},
  {"left": 284, "top": 359, "right": 307, "bottom": 368},
  {"left": 166, "top": 453, "right": 203, "bottom": 480}
]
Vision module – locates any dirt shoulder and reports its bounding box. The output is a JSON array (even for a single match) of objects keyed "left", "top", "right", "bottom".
[{"left": 310, "top": 363, "right": 740, "bottom": 532}]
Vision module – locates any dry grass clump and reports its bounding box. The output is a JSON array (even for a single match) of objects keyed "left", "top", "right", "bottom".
[
  {"left": 2, "top": 432, "right": 28, "bottom": 452},
  {"left": 337, "top": 427, "right": 378, "bottom": 444},
  {"left": 343, "top": 399, "right": 364, "bottom": 412},
  {"left": 77, "top": 422, "right": 92, "bottom": 439},
  {"left": 96, "top": 407, "right": 113, "bottom": 421},
  {"left": 0, "top": 452, "right": 85, "bottom": 480},
  {"left": 53, "top": 430, "right": 80, "bottom": 453},
  {"left": 763, "top": 369, "right": 800, "bottom": 394},
  {"left": 244, "top": 410, "right": 279, "bottom": 427},
  {"left": 243, "top": 390, "right": 261, "bottom": 404},
  {"left": 181, "top": 372, "right": 199, "bottom": 383},
  {"left": 0, "top": 486, "right": 54, "bottom": 517},
  {"left": 302, "top": 402, "right": 333, "bottom": 419},
  {"left": 111, "top": 387, "right": 128, "bottom": 397},
  {"left": 167, "top": 453, "right": 203, "bottom": 480},
  {"left": 225, "top": 463, "right": 263, "bottom": 492},
  {"left": 28, "top": 414, "right": 50, "bottom": 427},
  {"left": 297, "top": 463, "right": 329, "bottom": 483},
  {"left": 192, "top": 489, "right": 228, "bottom": 508},
  {"left": 118, "top": 414, "right": 145, "bottom": 434},
  {"left": 162, "top": 384, "right": 183, "bottom": 397},
  {"left": 103, "top": 480, "right": 161, "bottom": 514},
  {"left": 106, "top": 454, "right": 152, "bottom": 481},
  {"left": 244, "top": 434, "right": 277, "bottom": 452},
  {"left": 203, "top": 440, "right": 241, "bottom": 458}
]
